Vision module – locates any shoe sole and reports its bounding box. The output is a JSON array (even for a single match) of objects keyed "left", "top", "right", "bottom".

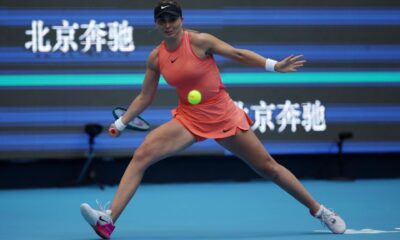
[{"left": 91, "top": 225, "right": 110, "bottom": 239}]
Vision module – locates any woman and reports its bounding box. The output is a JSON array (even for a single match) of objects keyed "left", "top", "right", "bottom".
[{"left": 81, "top": 1, "right": 346, "bottom": 238}]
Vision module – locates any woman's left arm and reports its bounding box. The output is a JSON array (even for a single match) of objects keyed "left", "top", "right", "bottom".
[{"left": 197, "top": 33, "right": 305, "bottom": 72}]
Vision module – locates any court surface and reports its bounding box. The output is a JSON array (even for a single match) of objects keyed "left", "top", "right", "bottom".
[{"left": 1, "top": 179, "right": 399, "bottom": 240}]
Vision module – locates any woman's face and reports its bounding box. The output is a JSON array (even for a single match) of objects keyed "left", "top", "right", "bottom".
[{"left": 156, "top": 16, "right": 183, "bottom": 39}]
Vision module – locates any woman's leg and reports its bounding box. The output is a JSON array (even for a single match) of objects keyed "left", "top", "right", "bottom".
[
  {"left": 216, "top": 129, "right": 320, "bottom": 214},
  {"left": 110, "top": 119, "right": 196, "bottom": 222}
]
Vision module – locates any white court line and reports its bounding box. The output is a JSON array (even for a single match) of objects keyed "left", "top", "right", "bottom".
[{"left": 314, "top": 228, "right": 400, "bottom": 234}]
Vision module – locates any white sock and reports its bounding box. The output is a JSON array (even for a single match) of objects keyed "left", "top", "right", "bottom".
[{"left": 314, "top": 205, "right": 324, "bottom": 218}]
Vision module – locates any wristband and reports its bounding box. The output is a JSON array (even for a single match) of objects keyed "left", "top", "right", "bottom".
[
  {"left": 114, "top": 117, "right": 127, "bottom": 131},
  {"left": 265, "top": 58, "right": 278, "bottom": 72}
]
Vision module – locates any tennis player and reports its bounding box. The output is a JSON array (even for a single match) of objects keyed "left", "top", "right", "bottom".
[{"left": 81, "top": 1, "right": 346, "bottom": 238}]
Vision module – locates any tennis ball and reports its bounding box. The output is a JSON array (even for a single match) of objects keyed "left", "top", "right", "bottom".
[{"left": 187, "top": 89, "right": 202, "bottom": 105}]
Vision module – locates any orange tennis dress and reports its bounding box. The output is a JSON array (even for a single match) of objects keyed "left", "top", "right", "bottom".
[{"left": 158, "top": 31, "right": 253, "bottom": 141}]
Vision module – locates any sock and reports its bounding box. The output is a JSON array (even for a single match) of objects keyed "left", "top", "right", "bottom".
[{"left": 312, "top": 205, "right": 324, "bottom": 218}]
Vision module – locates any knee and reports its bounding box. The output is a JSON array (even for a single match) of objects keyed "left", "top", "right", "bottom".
[
  {"left": 258, "top": 157, "right": 281, "bottom": 180},
  {"left": 131, "top": 144, "right": 154, "bottom": 170}
]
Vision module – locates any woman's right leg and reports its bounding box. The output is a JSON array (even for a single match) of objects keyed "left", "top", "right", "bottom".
[{"left": 110, "top": 119, "right": 196, "bottom": 222}]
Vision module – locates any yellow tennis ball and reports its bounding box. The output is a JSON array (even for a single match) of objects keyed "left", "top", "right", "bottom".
[{"left": 187, "top": 90, "right": 202, "bottom": 105}]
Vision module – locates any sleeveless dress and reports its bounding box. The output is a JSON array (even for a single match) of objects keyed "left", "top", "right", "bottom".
[{"left": 158, "top": 31, "right": 253, "bottom": 141}]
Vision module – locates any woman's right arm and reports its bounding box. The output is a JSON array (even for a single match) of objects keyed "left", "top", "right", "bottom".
[{"left": 109, "top": 47, "right": 161, "bottom": 136}]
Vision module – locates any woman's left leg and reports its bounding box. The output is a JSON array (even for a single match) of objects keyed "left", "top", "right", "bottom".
[{"left": 216, "top": 129, "right": 320, "bottom": 214}]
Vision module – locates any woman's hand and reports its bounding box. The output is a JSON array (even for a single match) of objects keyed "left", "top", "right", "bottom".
[
  {"left": 108, "top": 123, "right": 121, "bottom": 137},
  {"left": 275, "top": 55, "right": 306, "bottom": 72}
]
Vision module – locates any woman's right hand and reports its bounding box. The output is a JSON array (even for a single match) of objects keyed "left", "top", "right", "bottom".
[{"left": 108, "top": 123, "right": 121, "bottom": 137}]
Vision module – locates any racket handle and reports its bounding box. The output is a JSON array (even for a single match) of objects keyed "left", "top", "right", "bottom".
[{"left": 109, "top": 128, "right": 117, "bottom": 136}]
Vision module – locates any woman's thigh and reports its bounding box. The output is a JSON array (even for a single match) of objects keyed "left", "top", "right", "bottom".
[
  {"left": 134, "top": 119, "right": 196, "bottom": 166},
  {"left": 216, "top": 129, "right": 274, "bottom": 171}
]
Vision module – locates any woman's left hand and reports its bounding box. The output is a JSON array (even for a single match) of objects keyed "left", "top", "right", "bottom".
[{"left": 275, "top": 55, "right": 306, "bottom": 72}]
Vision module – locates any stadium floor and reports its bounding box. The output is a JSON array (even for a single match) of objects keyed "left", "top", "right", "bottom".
[{"left": 1, "top": 179, "right": 399, "bottom": 240}]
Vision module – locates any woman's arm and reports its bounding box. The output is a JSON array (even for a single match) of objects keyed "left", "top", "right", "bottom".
[
  {"left": 193, "top": 32, "right": 305, "bottom": 72},
  {"left": 110, "top": 47, "right": 161, "bottom": 135}
]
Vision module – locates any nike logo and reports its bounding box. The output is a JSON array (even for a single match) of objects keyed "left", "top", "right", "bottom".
[
  {"left": 161, "top": 5, "right": 169, "bottom": 9},
  {"left": 222, "top": 128, "right": 233, "bottom": 133},
  {"left": 99, "top": 216, "right": 109, "bottom": 223},
  {"left": 171, "top": 58, "right": 178, "bottom": 63}
]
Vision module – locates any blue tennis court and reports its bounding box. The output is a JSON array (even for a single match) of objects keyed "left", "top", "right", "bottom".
[
  {"left": 2, "top": 179, "right": 399, "bottom": 240},
  {"left": 1, "top": 0, "right": 400, "bottom": 239}
]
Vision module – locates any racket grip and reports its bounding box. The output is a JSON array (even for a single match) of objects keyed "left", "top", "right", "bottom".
[{"left": 109, "top": 128, "right": 117, "bottom": 136}]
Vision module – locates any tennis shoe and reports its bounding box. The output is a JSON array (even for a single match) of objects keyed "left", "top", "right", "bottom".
[
  {"left": 314, "top": 205, "right": 346, "bottom": 234},
  {"left": 80, "top": 201, "right": 115, "bottom": 239}
]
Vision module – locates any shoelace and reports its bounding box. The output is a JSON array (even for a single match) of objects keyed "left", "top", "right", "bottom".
[
  {"left": 96, "top": 199, "right": 113, "bottom": 216},
  {"left": 320, "top": 208, "right": 337, "bottom": 226}
]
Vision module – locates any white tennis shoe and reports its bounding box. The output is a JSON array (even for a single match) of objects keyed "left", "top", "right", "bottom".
[
  {"left": 314, "top": 205, "right": 346, "bottom": 234},
  {"left": 80, "top": 201, "right": 115, "bottom": 239}
]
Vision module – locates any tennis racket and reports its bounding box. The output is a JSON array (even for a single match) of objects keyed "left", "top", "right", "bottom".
[{"left": 112, "top": 107, "right": 150, "bottom": 131}]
